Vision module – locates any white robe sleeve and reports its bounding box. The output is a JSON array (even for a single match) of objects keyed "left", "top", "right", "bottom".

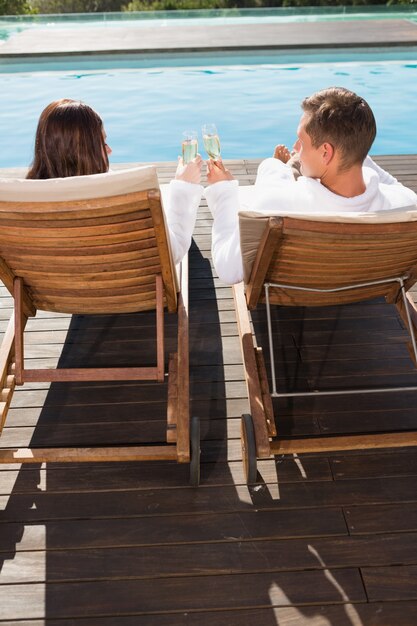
[
  {"left": 162, "top": 180, "right": 204, "bottom": 265},
  {"left": 204, "top": 158, "right": 297, "bottom": 285},
  {"left": 255, "top": 157, "right": 296, "bottom": 187},
  {"left": 204, "top": 180, "right": 244, "bottom": 285}
]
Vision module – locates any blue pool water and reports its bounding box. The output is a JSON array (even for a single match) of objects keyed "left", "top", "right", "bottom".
[{"left": 1, "top": 50, "right": 416, "bottom": 168}]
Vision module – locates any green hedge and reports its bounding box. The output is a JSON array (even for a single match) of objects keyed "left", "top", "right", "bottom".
[
  {"left": 123, "top": 0, "right": 414, "bottom": 7},
  {"left": 1, "top": 0, "right": 415, "bottom": 16},
  {"left": 0, "top": 0, "right": 33, "bottom": 14}
]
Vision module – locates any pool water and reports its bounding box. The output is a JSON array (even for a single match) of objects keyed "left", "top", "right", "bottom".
[{"left": 1, "top": 52, "right": 416, "bottom": 168}]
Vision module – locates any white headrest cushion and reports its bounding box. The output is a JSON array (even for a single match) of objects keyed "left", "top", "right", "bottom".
[{"left": 0, "top": 165, "right": 159, "bottom": 202}]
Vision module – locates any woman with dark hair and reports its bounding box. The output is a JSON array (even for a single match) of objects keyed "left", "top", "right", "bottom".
[
  {"left": 27, "top": 98, "right": 203, "bottom": 263},
  {"left": 27, "top": 99, "right": 111, "bottom": 179}
]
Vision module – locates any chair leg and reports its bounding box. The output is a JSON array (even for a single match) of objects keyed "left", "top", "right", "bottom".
[
  {"left": 155, "top": 274, "right": 165, "bottom": 382},
  {"left": 264, "top": 283, "right": 278, "bottom": 395},
  {"left": 14, "top": 277, "right": 25, "bottom": 386},
  {"left": 0, "top": 372, "right": 15, "bottom": 435},
  {"left": 0, "top": 315, "right": 17, "bottom": 434},
  {"left": 232, "top": 282, "right": 271, "bottom": 459},
  {"left": 241, "top": 413, "right": 258, "bottom": 484},
  {"left": 175, "top": 256, "right": 190, "bottom": 463},
  {"left": 396, "top": 289, "right": 417, "bottom": 366},
  {"left": 255, "top": 347, "right": 277, "bottom": 437}
]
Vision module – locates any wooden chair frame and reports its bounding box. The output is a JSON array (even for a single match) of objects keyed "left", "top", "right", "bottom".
[
  {"left": 13, "top": 274, "right": 166, "bottom": 385},
  {"left": 234, "top": 216, "right": 417, "bottom": 482},
  {"left": 0, "top": 186, "right": 199, "bottom": 483}
]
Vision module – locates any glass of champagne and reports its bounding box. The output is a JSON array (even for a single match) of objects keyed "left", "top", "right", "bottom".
[
  {"left": 202, "top": 123, "right": 221, "bottom": 161},
  {"left": 182, "top": 130, "right": 198, "bottom": 164}
]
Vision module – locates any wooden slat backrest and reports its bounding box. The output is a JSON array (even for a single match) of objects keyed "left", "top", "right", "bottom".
[
  {"left": 0, "top": 188, "right": 178, "bottom": 315},
  {"left": 246, "top": 217, "right": 417, "bottom": 309}
]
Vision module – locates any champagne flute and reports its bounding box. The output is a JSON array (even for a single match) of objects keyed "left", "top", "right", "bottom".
[
  {"left": 182, "top": 130, "right": 198, "bottom": 164},
  {"left": 202, "top": 123, "right": 221, "bottom": 161}
]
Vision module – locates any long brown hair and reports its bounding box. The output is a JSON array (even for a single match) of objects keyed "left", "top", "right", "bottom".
[{"left": 27, "top": 99, "right": 109, "bottom": 179}]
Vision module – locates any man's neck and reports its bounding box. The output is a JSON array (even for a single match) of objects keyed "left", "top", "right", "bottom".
[{"left": 320, "top": 164, "right": 366, "bottom": 198}]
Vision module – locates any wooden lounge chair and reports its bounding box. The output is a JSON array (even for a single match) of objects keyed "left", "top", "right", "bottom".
[
  {"left": 0, "top": 165, "right": 200, "bottom": 485},
  {"left": 234, "top": 210, "right": 417, "bottom": 483}
]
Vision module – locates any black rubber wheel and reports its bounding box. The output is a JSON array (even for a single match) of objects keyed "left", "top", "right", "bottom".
[
  {"left": 241, "top": 413, "right": 257, "bottom": 484},
  {"left": 189, "top": 416, "right": 200, "bottom": 487}
]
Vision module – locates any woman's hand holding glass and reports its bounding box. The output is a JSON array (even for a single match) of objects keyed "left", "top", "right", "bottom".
[{"left": 175, "top": 153, "right": 203, "bottom": 185}]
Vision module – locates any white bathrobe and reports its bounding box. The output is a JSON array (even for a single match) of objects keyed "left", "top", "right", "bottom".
[
  {"left": 162, "top": 180, "right": 204, "bottom": 265},
  {"left": 204, "top": 157, "right": 417, "bottom": 285}
]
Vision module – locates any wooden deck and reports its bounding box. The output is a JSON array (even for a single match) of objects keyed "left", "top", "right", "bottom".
[{"left": 0, "top": 155, "right": 417, "bottom": 624}]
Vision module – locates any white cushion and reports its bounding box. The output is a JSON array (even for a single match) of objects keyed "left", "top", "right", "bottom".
[
  {"left": 0, "top": 165, "right": 159, "bottom": 202},
  {"left": 238, "top": 186, "right": 417, "bottom": 223}
]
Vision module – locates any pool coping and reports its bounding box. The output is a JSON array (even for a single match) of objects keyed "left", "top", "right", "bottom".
[
  {"left": 2, "top": 40, "right": 417, "bottom": 60},
  {"left": 0, "top": 19, "right": 416, "bottom": 58}
]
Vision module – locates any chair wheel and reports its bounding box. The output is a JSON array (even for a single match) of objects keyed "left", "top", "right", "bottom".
[
  {"left": 189, "top": 416, "right": 200, "bottom": 487},
  {"left": 241, "top": 413, "right": 257, "bottom": 484}
]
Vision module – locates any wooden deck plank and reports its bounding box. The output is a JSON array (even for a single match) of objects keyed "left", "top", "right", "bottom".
[
  {"left": 0, "top": 457, "right": 333, "bottom": 493},
  {"left": 0, "top": 507, "right": 347, "bottom": 554},
  {"left": 4, "top": 603, "right": 417, "bottom": 626},
  {"left": 318, "top": 410, "right": 417, "bottom": 435},
  {"left": 345, "top": 502, "right": 417, "bottom": 535},
  {"left": 0, "top": 569, "right": 366, "bottom": 620},
  {"left": 362, "top": 565, "right": 417, "bottom": 601},
  {"left": 331, "top": 451, "right": 417, "bottom": 479},
  {"left": 0, "top": 477, "right": 416, "bottom": 522},
  {"left": 2, "top": 533, "right": 417, "bottom": 585}
]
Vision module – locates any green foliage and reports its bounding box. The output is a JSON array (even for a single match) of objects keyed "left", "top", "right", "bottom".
[
  {"left": 123, "top": 0, "right": 416, "bottom": 9},
  {"left": 280, "top": 0, "right": 386, "bottom": 6},
  {"left": 123, "top": 1, "right": 247, "bottom": 8},
  {"left": 0, "top": 0, "right": 35, "bottom": 14},
  {"left": 29, "top": 0, "right": 124, "bottom": 13},
  {"left": 122, "top": 1, "right": 302, "bottom": 8},
  {"left": 2, "top": 0, "right": 415, "bottom": 15}
]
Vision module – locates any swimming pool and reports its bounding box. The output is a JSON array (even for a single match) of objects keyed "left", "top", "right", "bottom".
[{"left": 1, "top": 49, "right": 416, "bottom": 168}]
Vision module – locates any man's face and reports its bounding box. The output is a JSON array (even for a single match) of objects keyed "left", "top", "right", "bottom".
[{"left": 293, "top": 112, "right": 325, "bottom": 179}]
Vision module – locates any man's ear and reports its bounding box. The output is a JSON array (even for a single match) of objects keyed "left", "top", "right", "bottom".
[{"left": 321, "top": 142, "right": 334, "bottom": 165}]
